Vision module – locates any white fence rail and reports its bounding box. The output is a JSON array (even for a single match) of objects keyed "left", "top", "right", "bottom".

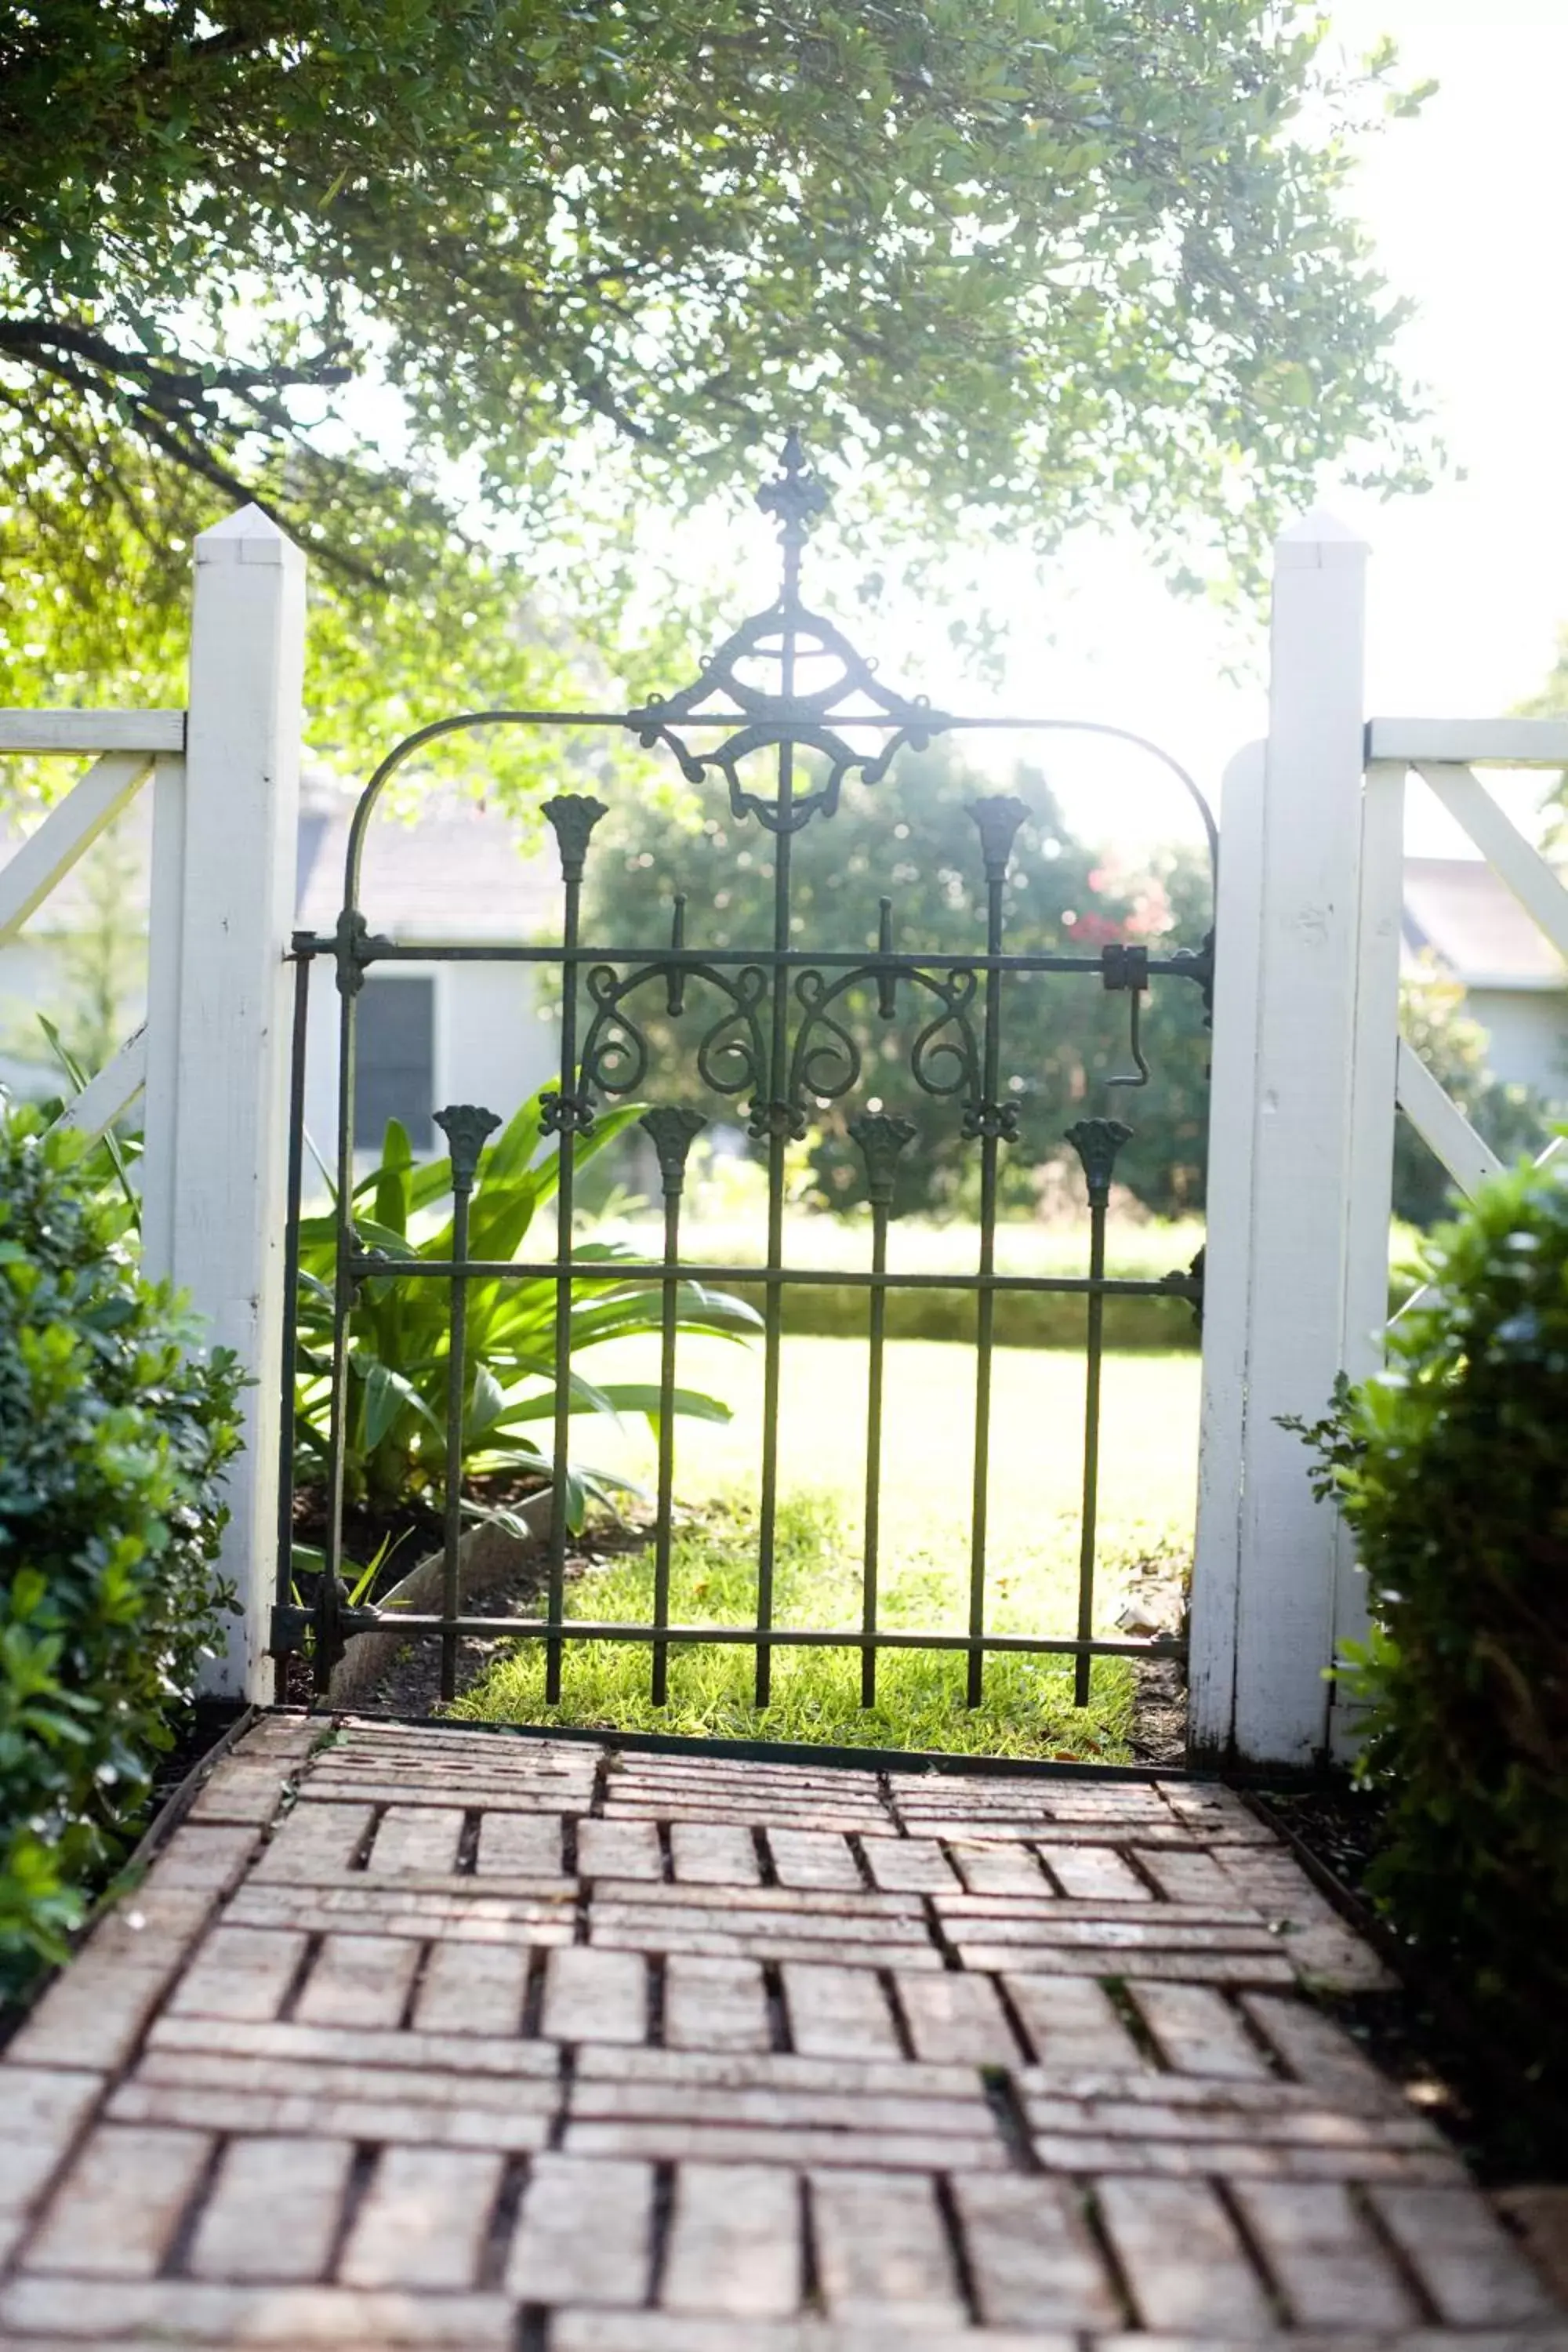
[{"left": 0, "top": 509, "right": 303, "bottom": 1700}]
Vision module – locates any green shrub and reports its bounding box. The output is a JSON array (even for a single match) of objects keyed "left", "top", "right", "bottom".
[
  {"left": 0, "top": 1109, "right": 242, "bottom": 1999},
  {"left": 1294, "top": 1152, "right": 1568, "bottom": 2083}
]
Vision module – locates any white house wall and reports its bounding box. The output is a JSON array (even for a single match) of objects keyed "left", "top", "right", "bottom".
[
  {"left": 299, "top": 954, "right": 558, "bottom": 1188},
  {"left": 1465, "top": 986, "right": 1567, "bottom": 1100},
  {"left": 441, "top": 959, "right": 558, "bottom": 1134}
]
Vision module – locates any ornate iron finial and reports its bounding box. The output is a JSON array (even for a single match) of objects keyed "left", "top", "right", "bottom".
[
  {"left": 968, "top": 795, "right": 1031, "bottom": 886},
  {"left": 640, "top": 1105, "right": 706, "bottom": 1196},
  {"left": 542, "top": 793, "right": 608, "bottom": 883},
  {"left": 756, "top": 427, "right": 829, "bottom": 548},
  {"left": 848, "top": 1111, "right": 917, "bottom": 1209},
  {"left": 1065, "top": 1116, "right": 1133, "bottom": 1207},
  {"left": 434, "top": 1102, "right": 502, "bottom": 1190}
]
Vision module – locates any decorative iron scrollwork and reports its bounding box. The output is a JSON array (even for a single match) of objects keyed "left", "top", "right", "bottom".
[
  {"left": 575, "top": 960, "right": 770, "bottom": 1125},
  {"left": 909, "top": 968, "right": 982, "bottom": 1105},
  {"left": 633, "top": 713, "right": 928, "bottom": 839},
  {"left": 789, "top": 968, "right": 866, "bottom": 1106},
  {"left": 625, "top": 430, "right": 949, "bottom": 837},
  {"left": 581, "top": 965, "right": 650, "bottom": 1098},
  {"left": 747, "top": 1096, "right": 810, "bottom": 1145},
  {"left": 692, "top": 966, "right": 769, "bottom": 1105},
  {"left": 785, "top": 957, "right": 991, "bottom": 1144},
  {"left": 962, "top": 1098, "right": 1022, "bottom": 1144},
  {"left": 755, "top": 426, "right": 829, "bottom": 546},
  {"left": 539, "top": 1089, "right": 596, "bottom": 1136}
]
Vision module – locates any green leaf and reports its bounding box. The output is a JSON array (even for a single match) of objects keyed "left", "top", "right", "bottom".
[
  {"left": 357, "top": 1358, "right": 440, "bottom": 1447},
  {"left": 372, "top": 1119, "right": 413, "bottom": 1238}
]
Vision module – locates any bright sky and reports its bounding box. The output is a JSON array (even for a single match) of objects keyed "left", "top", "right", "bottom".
[{"left": 891, "top": 0, "right": 1568, "bottom": 864}]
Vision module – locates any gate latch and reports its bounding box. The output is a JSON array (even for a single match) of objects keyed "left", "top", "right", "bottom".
[
  {"left": 1100, "top": 943, "right": 1149, "bottom": 993},
  {"left": 1101, "top": 942, "right": 1150, "bottom": 1089}
]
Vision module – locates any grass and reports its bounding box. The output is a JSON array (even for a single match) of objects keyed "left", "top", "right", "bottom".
[
  {"left": 450, "top": 1490, "right": 1140, "bottom": 1759},
  {"left": 452, "top": 1335, "right": 1200, "bottom": 1760}
]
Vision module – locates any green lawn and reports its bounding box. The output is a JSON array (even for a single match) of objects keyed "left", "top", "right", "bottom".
[{"left": 454, "top": 1335, "right": 1200, "bottom": 1759}]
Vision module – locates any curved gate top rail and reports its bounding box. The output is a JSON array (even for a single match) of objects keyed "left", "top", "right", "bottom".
[{"left": 274, "top": 433, "right": 1216, "bottom": 1730}]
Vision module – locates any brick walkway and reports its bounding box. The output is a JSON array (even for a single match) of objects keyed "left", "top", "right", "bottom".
[{"left": 1, "top": 1715, "right": 1562, "bottom": 2349}]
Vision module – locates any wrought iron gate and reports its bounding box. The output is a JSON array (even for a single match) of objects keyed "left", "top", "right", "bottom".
[{"left": 274, "top": 435, "right": 1214, "bottom": 1724}]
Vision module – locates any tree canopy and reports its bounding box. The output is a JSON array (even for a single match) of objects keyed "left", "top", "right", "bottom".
[{"left": 2, "top": 1, "right": 1429, "bottom": 749}]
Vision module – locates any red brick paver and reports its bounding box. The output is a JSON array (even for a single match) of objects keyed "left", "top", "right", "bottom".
[{"left": 1, "top": 1714, "right": 1563, "bottom": 2347}]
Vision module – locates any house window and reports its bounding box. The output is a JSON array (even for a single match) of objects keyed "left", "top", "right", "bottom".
[{"left": 354, "top": 975, "right": 435, "bottom": 1151}]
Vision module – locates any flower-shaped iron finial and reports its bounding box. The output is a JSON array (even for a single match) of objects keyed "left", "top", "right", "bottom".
[
  {"left": 543, "top": 794, "right": 608, "bottom": 883},
  {"left": 967, "top": 795, "right": 1031, "bottom": 887},
  {"left": 434, "top": 1103, "right": 502, "bottom": 1191},
  {"left": 639, "top": 1105, "right": 707, "bottom": 1197},
  {"left": 848, "top": 1111, "right": 917, "bottom": 1210},
  {"left": 1065, "top": 1116, "right": 1133, "bottom": 1207}
]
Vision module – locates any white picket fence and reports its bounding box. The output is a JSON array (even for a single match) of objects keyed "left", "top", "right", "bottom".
[{"left": 2, "top": 503, "right": 1564, "bottom": 1750}]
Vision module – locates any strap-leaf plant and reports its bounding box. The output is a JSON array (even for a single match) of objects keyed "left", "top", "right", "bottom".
[{"left": 292, "top": 1091, "right": 759, "bottom": 1529}]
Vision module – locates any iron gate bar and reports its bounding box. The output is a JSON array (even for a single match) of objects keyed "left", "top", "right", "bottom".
[
  {"left": 753, "top": 689, "right": 791, "bottom": 1708},
  {"left": 433, "top": 1105, "right": 500, "bottom": 1700},
  {"left": 641, "top": 1105, "right": 707, "bottom": 1704},
  {"left": 294, "top": 941, "right": 1210, "bottom": 978},
  {"left": 540, "top": 795, "right": 606, "bottom": 1704},
  {"left": 1068, "top": 1117, "right": 1132, "bottom": 1707},
  {"left": 272, "top": 946, "right": 313, "bottom": 1700},
  {"left": 332, "top": 713, "right": 1216, "bottom": 875},
  {"left": 318, "top": 838, "right": 369, "bottom": 1679},
  {"left": 272, "top": 1612, "right": 1181, "bottom": 1659},
  {"left": 343, "top": 1258, "right": 1202, "bottom": 1298},
  {"left": 850, "top": 1112, "right": 915, "bottom": 1706},
  {"left": 285, "top": 432, "right": 1217, "bottom": 1720}
]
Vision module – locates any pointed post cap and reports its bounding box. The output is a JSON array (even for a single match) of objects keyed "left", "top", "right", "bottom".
[
  {"left": 1274, "top": 505, "right": 1370, "bottom": 572},
  {"left": 194, "top": 502, "right": 305, "bottom": 570}
]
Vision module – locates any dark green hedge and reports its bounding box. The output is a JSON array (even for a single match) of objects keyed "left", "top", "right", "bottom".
[
  {"left": 764, "top": 1280, "right": 1200, "bottom": 1351},
  {"left": 0, "top": 1111, "right": 242, "bottom": 2001},
  {"left": 1296, "top": 1153, "right": 1568, "bottom": 2087},
  {"left": 734, "top": 1271, "right": 1415, "bottom": 1352}
]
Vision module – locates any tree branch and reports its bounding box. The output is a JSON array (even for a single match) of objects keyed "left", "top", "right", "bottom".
[{"left": 0, "top": 318, "right": 354, "bottom": 402}]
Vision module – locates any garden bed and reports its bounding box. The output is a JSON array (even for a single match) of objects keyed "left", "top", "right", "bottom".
[{"left": 1250, "top": 1783, "right": 1568, "bottom": 2187}]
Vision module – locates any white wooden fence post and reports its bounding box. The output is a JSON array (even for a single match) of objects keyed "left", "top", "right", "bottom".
[
  {"left": 1330, "top": 755, "right": 1407, "bottom": 1751},
  {"left": 1189, "top": 740, "right": 1265, "bottom": 1762},
  {"left": 140, "top": 506, "right": 305, "bottom": 1701},
  {"left": 1189, "top": 511, "right": 1369, "bottom": 1766}
]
